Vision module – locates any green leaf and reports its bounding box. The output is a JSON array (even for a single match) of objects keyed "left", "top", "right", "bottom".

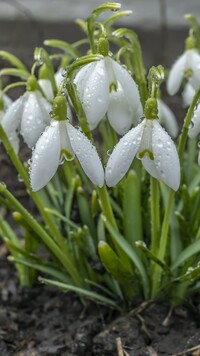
[
  {"left": 171, "top": 238, "right": 200, "bottom": 270},
  {"left": 9, "top": 256, "right": 71, "bottom": 284},
  {"left": 102, "top": 215, "right": 149, "bottom": 298},
  {"left": 0, "top": 51, "right": 29, "bottom": 72},
  {"left": 39, "top": 277, "right": 120, "bottom": 309},
  {"left": 0, "top": 68, "right": 30, "bottom": 79},
  {"left": 44, "top": 39, "right": 79, "bottom": 58},
  {"left": 98, "top": 241, "right": 133, "bottom": 280},
  {"left": 135, "top": 241, "right": 173, "bottom": 276},
  {"left": 174, "top": 264, "right": 200, "bottom": 284}
]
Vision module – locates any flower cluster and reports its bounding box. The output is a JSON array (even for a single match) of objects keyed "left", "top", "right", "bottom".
[{"left": 1, "top": 2, "right": 200, "bottom": 308}]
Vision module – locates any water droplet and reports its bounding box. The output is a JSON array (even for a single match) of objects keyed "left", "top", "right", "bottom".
[
  {"left": 107, "top": 149, "right": 112, "bottom": 157},
  {"left": 189, "top": 120, "right": 194, "bottom": 129},
  {"left": 156, "top": 139, "right": 163, "bottom": 148}
]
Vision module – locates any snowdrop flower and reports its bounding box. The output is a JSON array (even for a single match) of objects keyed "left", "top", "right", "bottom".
[
  {"left": 1, "top": 76, "right": 51, "bottom": 151},
  {"left": 157, "top": 99, "right": 178, "bottom": 138},
  {"left": 167, "top": 45, "right": 200, "bottom": 95},
  {"left": 30, "top": 96, "right": 104, "bottom": 191},
  {"left": 105, "top": 98, "right": 180, "bottom": 191},
  {"left": 182, "top": 82, "right": 195, "bottom": 107},
  {"left": 74, "top": 54, "right": 142, "bottom": 135},
  {"left": 188, "top": 102, "right": 200, "bottom": 138}
]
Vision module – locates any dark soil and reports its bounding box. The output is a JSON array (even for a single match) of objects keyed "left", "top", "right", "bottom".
[{"left": 0, "top": 250, "right": 200, "bottom": 356}]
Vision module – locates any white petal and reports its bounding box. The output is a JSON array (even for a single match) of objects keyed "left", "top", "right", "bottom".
[
  {"left": 105, "top": 121, "right": 145, "bottom": 187},
  {"left": 1, "top": 96, "right": 24, "bottom": 132},
  {"left": 67, "top": 123, "right": 104, "bottom": 187},
  {"left": 167, "top": 52, "right": 186, "bottom": 95},
  {"left": 21, "top": 90, "right": 51, "bottom": 148},
  {"left": 55, "top": 68, "right": 64, "bottom": 88},
  {"left": 0, "top": 90, "right": 12, "bottom": 109},
  {"left": 182, "top": 83, "right": 195, "bottom": 107},
  {"left": 142, "top": 155, "right": 160, "bottom": 179},
  {"left": 107, "top": 82, "right": 134, "bottom": 135},
  {"left": 188, "top": 49, "right": 200, "bottom": 90},
  {"left": 30, "top": 120, "right": 61, "bottom": 191},
  {"left": 74, "top": 60, "right": 109, "bottom": 128},
  {"left": 157, "top": 99, "right": 178, "bottom": 138},
  {"left": 38, "top": 79, "right": 54, "bottom": 101},
  {"left": 111, "top": 58, "right": 143, "bottom": 125},
  {"left": 151, "top": 120, "right": 180, "bottom": 191},
  {"left": 1, "top": 96, "right": 24, "bottom": 152},
  {"left": 59, "top": 121, "right": 74, "bottom": 159},
  {"left": 188, "top": 103, "right": 200, "bottom": 138}
]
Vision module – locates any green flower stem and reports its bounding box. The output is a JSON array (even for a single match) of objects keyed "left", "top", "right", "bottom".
[
  {"left": 178, "top": 86, "right": 200, "bottom": 160},
  {"left": 66, "top": 81, "right": 92, "bottom": 140},
  {"left": 150, "top": 177, "right": 160, "bottom": 256},
  {"left": 97, "top": 185, "right": 118, "bottom": 231},
  {"left": 2, "top": 82, "right": 27, "bottom": 95},
  {"left": 0, "top": 183, "right": 83, "bottom": 287},
  {"left": 0, "top": 125, "right": 71, "bottom": 254},
  {"left": 151, "top": 189, "right": 174, "bottom": 297},
  {"left": 34, "top": 47, "right": 57, "bottom": 96},
  {"left": 87, "top": 2, "right": 121, "bottom": 53}
]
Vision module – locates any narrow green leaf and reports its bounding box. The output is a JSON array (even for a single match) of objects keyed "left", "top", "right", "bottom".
[
  {"left": 9, "top": 256, "right": 71, "bottom": 284},
  {"left": 44, "top": 39, "right": 79, "bottom": 58},
  {"left": 99, "top": 241, "right": 133, "bottom": 280},
  {"left": 0, "top": 68, "right": 29, "bottom": 79},
  {"left": 135, "top": 241, "right": 173, "bottom": 276},
  {"left": 171, "top": 239, "right": 200, "bottom": 270},
  {"left": 102, "top": 215, "right": 149, "bottom": 298},
  {"left": 39, "top": 277, "right": 120, "bottom": 309},
  {"left": 0, "top": 51, "right": 29, "bottom": 72}
]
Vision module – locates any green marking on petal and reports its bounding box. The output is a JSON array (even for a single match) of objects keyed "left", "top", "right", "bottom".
[
  {"left": 60, "top": 149, "right": 74, "bottom": 161},
  {"left": 109, "top": 82, "right": 117, "bottom": 92},
  {"left": 184, "top": 68, "right": 193, "bottom": 78},
  {"left": 138, "top": 149, "right": 154, "bottom": 160}
]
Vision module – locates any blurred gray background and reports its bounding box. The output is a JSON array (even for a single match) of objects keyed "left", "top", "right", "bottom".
[{"left": 0, "top": 0, "right": 200, "bottom": 68}]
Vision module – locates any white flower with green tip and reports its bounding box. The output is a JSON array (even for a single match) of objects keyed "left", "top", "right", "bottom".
[
  {"left": 74, "top": 56, "right": 142, "bottom": 134},
  {"left": 105, "top": 99, "right": 180, "bottom": 191},
  {"left": 167, "top": 48, "right": 200, "bottom": 95},
  {"left": 1, "top": 84, "right": 51, "bottom": 151},
  {"left": 30, "top": 119, "right": 104, "bottom": 191}
]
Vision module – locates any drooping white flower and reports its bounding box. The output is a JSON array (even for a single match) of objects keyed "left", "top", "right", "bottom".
[
  {"left": 105, "top": 118, "right": 180, "bottom": 191},
  {"left": 74, "top": 56, "right": 143, "bottom": 134},
  {"left": 182, "top": 82, "right": 195, "bottom": 107},
  {"left": 30, "top": 119, "right": 104, "bottom": 191},
  {"left": 167, "top": 48, "right": 200, "bottom": 95},
  {"left": 157, "top": 99, "right": 178, "bottom": 138},
  {"left": 1, "top": 89, "right": 51, "bottom": 151},
  {"left": 188, "top": 102, "right": 200, "bottom": 138}
]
